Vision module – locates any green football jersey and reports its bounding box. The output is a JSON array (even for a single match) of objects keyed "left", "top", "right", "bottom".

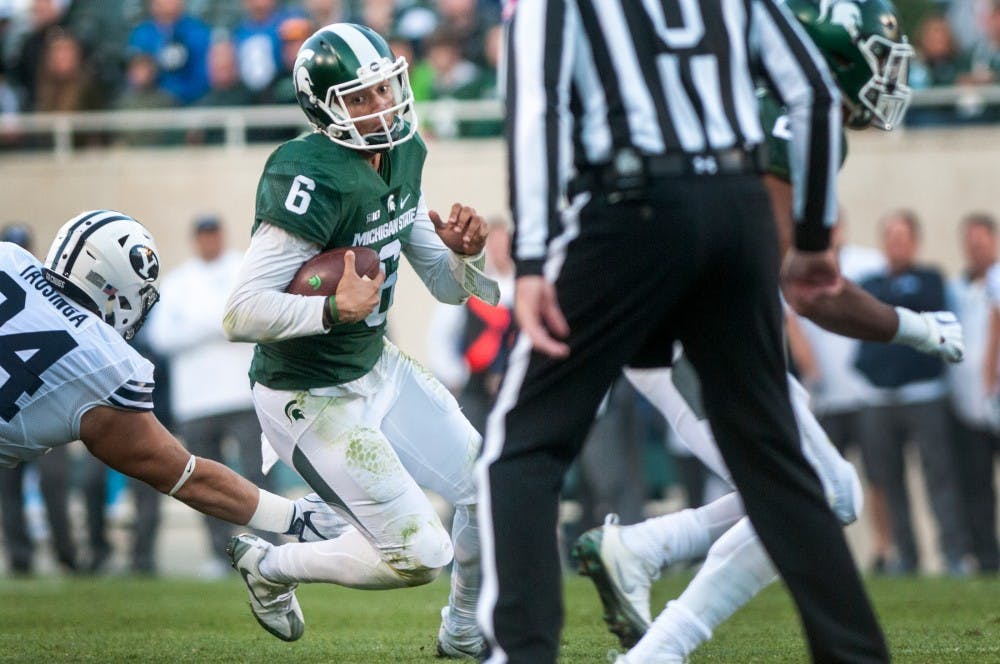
[
  {"left": 249, "top": 131, "right": 427, "bottom": 390},
  {"left": 757, "top": 88, "right": 848, "bottom": 182}
]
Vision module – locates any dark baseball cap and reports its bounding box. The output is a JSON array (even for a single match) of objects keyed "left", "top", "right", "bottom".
[
  {"left": 0, "top": 223, "right": 33, "bottom": 250},
  {"left": 193, "top": 215, "right": 221, "bottom": 234}
]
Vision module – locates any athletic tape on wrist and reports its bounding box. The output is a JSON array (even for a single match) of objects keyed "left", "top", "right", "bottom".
[
  {"left": 247, "top": 489, "right": 295, "bottom": 532},
  {"left": 168, "top": 455, "right": 197, "bottom": 496}
]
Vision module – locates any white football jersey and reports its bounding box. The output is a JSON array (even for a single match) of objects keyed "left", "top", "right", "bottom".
[{"left": 0, "top": 242, "right": 154, "bottom": 467}]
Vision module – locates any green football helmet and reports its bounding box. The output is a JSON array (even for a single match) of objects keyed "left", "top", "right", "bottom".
[
  {"left": 293, "top": 23, "right": 417, "bottom": 150},
  {"left": 788, "top": 0, "right": 913, "bottom": 130}
]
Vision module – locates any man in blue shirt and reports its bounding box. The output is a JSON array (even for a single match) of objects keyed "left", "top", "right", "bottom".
[
  {"left": 856, "top": 209, "right": 971, "bottom": 575},
  {"left": 127, "top": 0, "right": 211, "bottom": 105}
]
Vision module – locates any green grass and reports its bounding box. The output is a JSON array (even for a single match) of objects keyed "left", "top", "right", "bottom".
[{"left": 0, "top": 573, "right": 997, "bottom": 662}]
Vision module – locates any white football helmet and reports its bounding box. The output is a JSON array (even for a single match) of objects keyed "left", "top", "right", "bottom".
[{"left": 43, "top": 210, "right": 161, "bottom": 340}]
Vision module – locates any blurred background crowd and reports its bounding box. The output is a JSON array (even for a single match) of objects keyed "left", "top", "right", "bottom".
[
  {"left": 1, "top": 0, "right": 1000, "bottom": 146},
  {"left": 2, "top": 0, "right": 1000, "bottom": 581},
  {"left": 0, "top": 0, "right": 504, "bottom": 145}
]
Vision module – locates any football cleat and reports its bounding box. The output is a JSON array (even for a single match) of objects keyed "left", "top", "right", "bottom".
[
  {"left": 227, "top": 534, "right": 304, "bottom": 642},
  {"left": 286, "top": 493, "right": 351, "bottom": 543},
  {"left": 435, "top": 606, "right": 486, "bottom": 660},
  {"left": 572, "top": 514, "right": 653, "bottom": 649}
]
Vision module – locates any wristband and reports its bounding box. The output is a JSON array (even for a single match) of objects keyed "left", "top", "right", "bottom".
[
  {"left": 325, "top": 296, "right": 339, "bottom": 327},
  {"left": 168, "top": 455, "right": 196, "bottom": 496}
]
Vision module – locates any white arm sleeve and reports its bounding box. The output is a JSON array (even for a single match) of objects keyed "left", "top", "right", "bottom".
[
  {"left": 403, "top": 195, "right": 484, "bottom": 305},
  {"left": 223, "top": 223, "right": 330, "bottom": 343}
]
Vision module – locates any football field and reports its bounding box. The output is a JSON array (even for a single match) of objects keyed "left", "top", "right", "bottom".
[{"left": 1, "top": 572, "right": 998, "bottom": 662}]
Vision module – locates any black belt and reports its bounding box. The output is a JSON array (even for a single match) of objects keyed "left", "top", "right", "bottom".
[{"left": 568, "top": 146, "right": 767, "bottom": 199}]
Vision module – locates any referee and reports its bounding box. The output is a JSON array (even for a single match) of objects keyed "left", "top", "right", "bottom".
[{"left": 476, "top": 0, "right": 888, "bottom": 663}]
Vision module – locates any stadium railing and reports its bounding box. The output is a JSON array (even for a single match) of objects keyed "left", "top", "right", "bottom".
[{"left": 2, "top": 87, "right": 999, "bottom": 157}]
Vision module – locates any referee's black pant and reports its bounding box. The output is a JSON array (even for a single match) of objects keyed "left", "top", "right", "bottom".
[{"left": 478, "top": 174, "right": 888, "bottom": 663}]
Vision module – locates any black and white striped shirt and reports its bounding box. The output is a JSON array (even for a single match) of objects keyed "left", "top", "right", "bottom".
[{"left": 506, "top": 0, "right": 842, "bottom": 274}]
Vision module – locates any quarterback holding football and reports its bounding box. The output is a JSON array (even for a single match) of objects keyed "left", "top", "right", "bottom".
[{"left": 222, "top": 23, "right": 495, "bottom": 657}]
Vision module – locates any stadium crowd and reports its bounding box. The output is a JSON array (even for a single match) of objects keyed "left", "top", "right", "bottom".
[
  {"left": 0, "top": 0, "right": 999, "bottom": 142},
  {"left": 0, "top": 0, "right": 503, "bottom": 144}
]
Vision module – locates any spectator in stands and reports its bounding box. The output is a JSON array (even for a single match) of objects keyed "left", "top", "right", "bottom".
[
  {"left": 390, "top": 34, "right": 432, "bottom": 101},
  {"left": 116, "top": 53, "right": 180, "bottom": 146},
  {"left": 186, "top": 40, "right": 254, "bottom": 144},
  {"left": 304, "top": 0, "right": 346, "bottom": 27},
  {"left": 911, "top": 14, "right": 962, "bottom": 88},
  {"left": 420, "top": 28, "right": 498, "bottom": 138},
  {"left": 147, "top": 215, "right": 275, "bottom": 578},
  {"left": 856, "top": 209, "right": 971, "bottom": 576},
  {"left": 118, "top": 52, "right": 175, "bottom": 110},
  {"left": 33, "top": 28, "right": 105, "bottom": 144},
  {"left": 126, "top": 0, "right": 211, "bottom": 106},
  {"left": 233, "top": 0, "right": 294, "bottom": 94},
  {"left": 355, "top": 0, "right": 396, "bottom": 39},
  {"left": 258, "top": 16, "right": 312, "bottom": 105},
  {"left": 0, "top": 222, "right": 78, "bottom": 576},
  {"left": 432, "top": 0, "right": 500, "bottom": 67},
  {"left": 949, "top": 212, "right": 1000, "bottom": 574},
  {"left": 9, "top": 0, "right": 69, "bottom": 109},
  {"left": 0, "top": 6, "right": 21, "bottom": 146},
  {"left": 960, "top": 0, "right": 1000, "bottom": 86}
]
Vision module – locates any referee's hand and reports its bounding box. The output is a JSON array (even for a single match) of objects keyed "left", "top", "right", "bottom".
[
  {"left": 515, "top": 275, "right": 570, "bottom": 358},
  {"left": 781, "top": 248, "right": 844, "bottom": 309}
]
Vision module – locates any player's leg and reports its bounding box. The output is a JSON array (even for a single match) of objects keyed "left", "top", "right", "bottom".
[
  {"left": 36, "top": 445, "right": 78, "bottom": 572},
  {"left": 0, "top": 466, "right": 33, "bottom": 574},
  {"left": 676, "top": 184, "right": 886, "bottom": 661},
  {"left": 907, "top": 399, "right": 970, "bottom": 573},
  {"left": 616, "top": 378, "right": 863, "bottom": 659},
  {"left": 251, "top": 378, "right": 453, "bottom": 588},
  {"left": 623, "top": 518, "right": 777, "bottom": 663},
  {"left": 861, "top": 404, "right": 916, "bottom": 572},
  {"left": 624, "top": 364, "right": 732, "bottom": 484},
  {"left": 377, "top": 340, "right": 484, "bottom": 656},
  {"left": 788, "top": 375, "right": 863, "bottom": 525}
]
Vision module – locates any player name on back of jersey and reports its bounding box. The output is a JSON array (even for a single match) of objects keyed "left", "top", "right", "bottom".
[
  {"left": 17, "top": 265, "right": 91, "bottom": 327},
  {"left": 352, "top": 206, "right": 417, "bottom": 247}
]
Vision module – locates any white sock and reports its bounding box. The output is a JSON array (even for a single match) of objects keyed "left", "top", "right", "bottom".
[
  {"left": 620, "top": 492, "right": 743, "bottom": 569},
  {"left": 626, "top": 601, "right": 711, "bottom": 663},
  {"left": 260, "top": 527, "right": 410, "bottom": 589},
  {"left": 629, "top": 518, "right": 777, "bottom": 661},
  {"left": 445, "top": 504, "right": 481, "bottom": 637}
]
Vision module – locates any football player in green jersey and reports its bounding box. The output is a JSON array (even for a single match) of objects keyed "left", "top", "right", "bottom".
[
  {"left": 572, "top": 2, "right": 967, "bottom": 662},
  {"left": 222, "top": 23, "right": 494, "bottom": 657}
]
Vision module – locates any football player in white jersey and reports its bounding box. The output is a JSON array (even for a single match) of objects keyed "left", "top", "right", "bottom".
[{"left": 0, "top": 210, "right": 339, "bottom": 570}]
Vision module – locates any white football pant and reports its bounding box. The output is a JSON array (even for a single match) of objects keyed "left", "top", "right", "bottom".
[{"left": 252, "top": 341, "right": 480, "bottom": 631}]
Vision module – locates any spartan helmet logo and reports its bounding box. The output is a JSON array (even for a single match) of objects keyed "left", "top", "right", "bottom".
[
  {"left": 819, "top": 0, "right": 864, "bottom": 39},
  {"left": 129, "top": 245, "right": 160, "bottom": 281},
  {"left": 295, "top": 49, "right": 317, "bottom": 98},
  {"left": 386, "top": 194, "right": 396, "bottom": 214}
]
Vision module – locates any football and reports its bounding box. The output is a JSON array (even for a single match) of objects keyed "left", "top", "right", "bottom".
[{"left": 286, "top": 246, "right": 381, "bottom": 297}]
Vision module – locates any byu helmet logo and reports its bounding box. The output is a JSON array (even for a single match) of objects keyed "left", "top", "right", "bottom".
[{"left": 129, "top": 245, "right": 160, "bottom": 280}]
